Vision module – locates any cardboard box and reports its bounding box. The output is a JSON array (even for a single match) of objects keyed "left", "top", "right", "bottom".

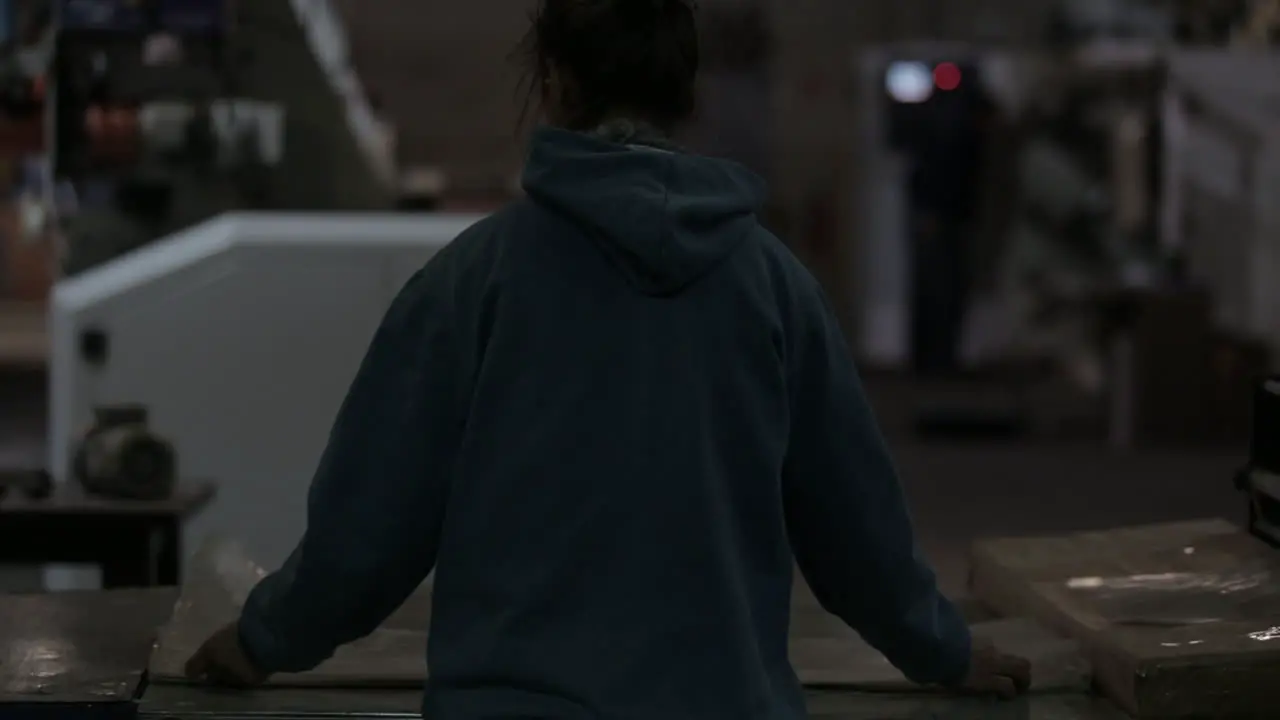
[
  {"left": 0, "top": 204, "right": 53, "bottom": 302},
  {"left": 971, "top": 519, "right": 1280, "bottom": 718}
]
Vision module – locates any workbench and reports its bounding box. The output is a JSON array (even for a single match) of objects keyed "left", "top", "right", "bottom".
[
  {"left": 0, "top": 483, "right": 216, "bottom": 587},
  {"left": 1, "top": 589, "right": 1126, "bottom": 720},
  {"left": 136, "top": 684, "right": 1123, "bottom": 720},
  {"left": 1, "top": 589, "right": 174, "bottom": 720}
]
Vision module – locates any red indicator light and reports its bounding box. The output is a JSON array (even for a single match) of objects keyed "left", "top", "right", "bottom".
[{"left": 934, "top": 62, "right": 961, "bottom": 91}]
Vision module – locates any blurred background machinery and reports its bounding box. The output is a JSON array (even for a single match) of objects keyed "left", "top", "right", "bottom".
[
  {"left": 0, "top": 0, "right": 1270, "bottom": 595},
  {"left": 0, "top": 5, "right": 1276, "bottom": 715}
]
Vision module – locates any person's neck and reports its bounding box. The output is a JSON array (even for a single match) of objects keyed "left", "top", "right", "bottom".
[{"left": 590, "top": 117, "right": 679, "bottom": 152}]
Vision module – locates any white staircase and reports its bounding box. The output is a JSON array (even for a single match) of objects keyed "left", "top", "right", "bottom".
[{"left": 286, "top": 0, "right": 396, "bottom": 189}]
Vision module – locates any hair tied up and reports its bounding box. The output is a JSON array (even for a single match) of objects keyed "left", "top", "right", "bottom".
[{"left": 514, "top": 0, "right": 701, "bottom": 132}]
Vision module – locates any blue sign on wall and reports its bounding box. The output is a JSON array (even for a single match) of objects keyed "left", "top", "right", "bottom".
[
  {"left": 0, "top": 0, "right": 12, "bottom": 45},
  {"left": 59, "top": 0, "right": 146, "bottom": 31}
]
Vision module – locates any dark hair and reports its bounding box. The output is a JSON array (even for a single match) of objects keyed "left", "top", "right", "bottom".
[{"left": 516, "top": 0, "right": 699, "bottom": 132}]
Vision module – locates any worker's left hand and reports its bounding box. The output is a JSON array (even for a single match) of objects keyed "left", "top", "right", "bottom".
[{"left": 185, "top": 621, "right": 269, "bottom": 688}]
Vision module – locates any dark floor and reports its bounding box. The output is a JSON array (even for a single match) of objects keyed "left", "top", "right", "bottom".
[
  {"left": 0, "top": 369, "right": 1249, "bottom": 595},
  {"left": 863, "top": 371, "right": 1245, "bottom": 593},
  {"left": 893, "top": 439, "right": 1241, "bottom": 593}
]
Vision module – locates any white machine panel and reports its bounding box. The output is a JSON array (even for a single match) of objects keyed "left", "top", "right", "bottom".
[{"left": 48, "top": 213, "right": 484, "bottom": 580}]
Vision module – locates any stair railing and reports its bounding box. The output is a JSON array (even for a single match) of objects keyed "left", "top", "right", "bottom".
[{"left": 287, "top": 0, "right": 397, "bottom": 189}]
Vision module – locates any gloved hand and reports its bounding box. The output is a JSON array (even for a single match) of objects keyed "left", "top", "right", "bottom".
[
  {"left": 955, "top": 640, "right": 1031, "bottom": 699},
  {"left": 185, "top": 621, "right": 269, "bottom": 688}
]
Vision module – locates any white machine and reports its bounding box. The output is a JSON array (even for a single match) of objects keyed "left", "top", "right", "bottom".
[
  {"left": 48, "top": 212, "right": 483, "bottom": 585},
  {"left": 852, "top": 43, "right": 1031, "bottom": 367}
]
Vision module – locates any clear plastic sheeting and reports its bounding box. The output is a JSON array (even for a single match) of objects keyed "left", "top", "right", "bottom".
[
  {"left": 149, "top": 537, "right": 431, "bottom": 688},
  {"left": 1056, "top": 536, "right": 1280, "bottom": 655},
  {"left": 1064, "top": 567, "right": 1280, "bottom": 627},
  {"left": 1246, "top": 626, "right": 1280, "bottom": 642},
  {"left": 194, "top": 534, "right": 268, "bottom": 607}
]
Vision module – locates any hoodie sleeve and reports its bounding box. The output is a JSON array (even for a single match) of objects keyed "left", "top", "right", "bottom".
[
  {"left": 236, "top": 263, "right": 462, "bottom": 675},
  {"left": 782, "top": 280, "right": 971, "bottom": 687}
]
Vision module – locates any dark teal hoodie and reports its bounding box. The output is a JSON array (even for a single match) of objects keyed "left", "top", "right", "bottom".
[{"left": 238, "top": 126, "right": 970, "bottom": 719}]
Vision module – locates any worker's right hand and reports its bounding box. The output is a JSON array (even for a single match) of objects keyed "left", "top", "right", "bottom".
[
  {"left": 955, "top": 641, "right": 1031, "bottom": 699},
  {"left": 185, "top": 621, "right": 269, "bottom": 688}
]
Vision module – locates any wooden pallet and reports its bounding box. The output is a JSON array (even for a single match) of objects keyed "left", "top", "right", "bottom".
[{"left": 971, "top": 519, "right": 1280, "bottom": 718}]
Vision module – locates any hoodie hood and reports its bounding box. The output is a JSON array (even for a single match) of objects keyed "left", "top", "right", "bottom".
[{"left": 521, "top": 126, "right": 767, "bottom": 296}]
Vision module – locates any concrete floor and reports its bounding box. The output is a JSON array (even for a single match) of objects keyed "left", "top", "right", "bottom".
[
  {"left": 892, "top": 439, "right": 1242, "bottom": 593},
  {"left": 862, "top": 370, "right": 1246, "bottom": 593},
  {"left": 0, "top": 370, "right": 1249, "bottom": 595}
]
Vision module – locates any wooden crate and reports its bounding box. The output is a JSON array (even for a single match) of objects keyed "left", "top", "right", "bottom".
[
  {"left": 0, "top": 300, "right": 46, "bottom": 366},
  {"left": 970, "top": 519, "right": 1280, "bottom": 718},
  {"left": 0, "top": 204, "right": 54, "bottom": 303}
]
